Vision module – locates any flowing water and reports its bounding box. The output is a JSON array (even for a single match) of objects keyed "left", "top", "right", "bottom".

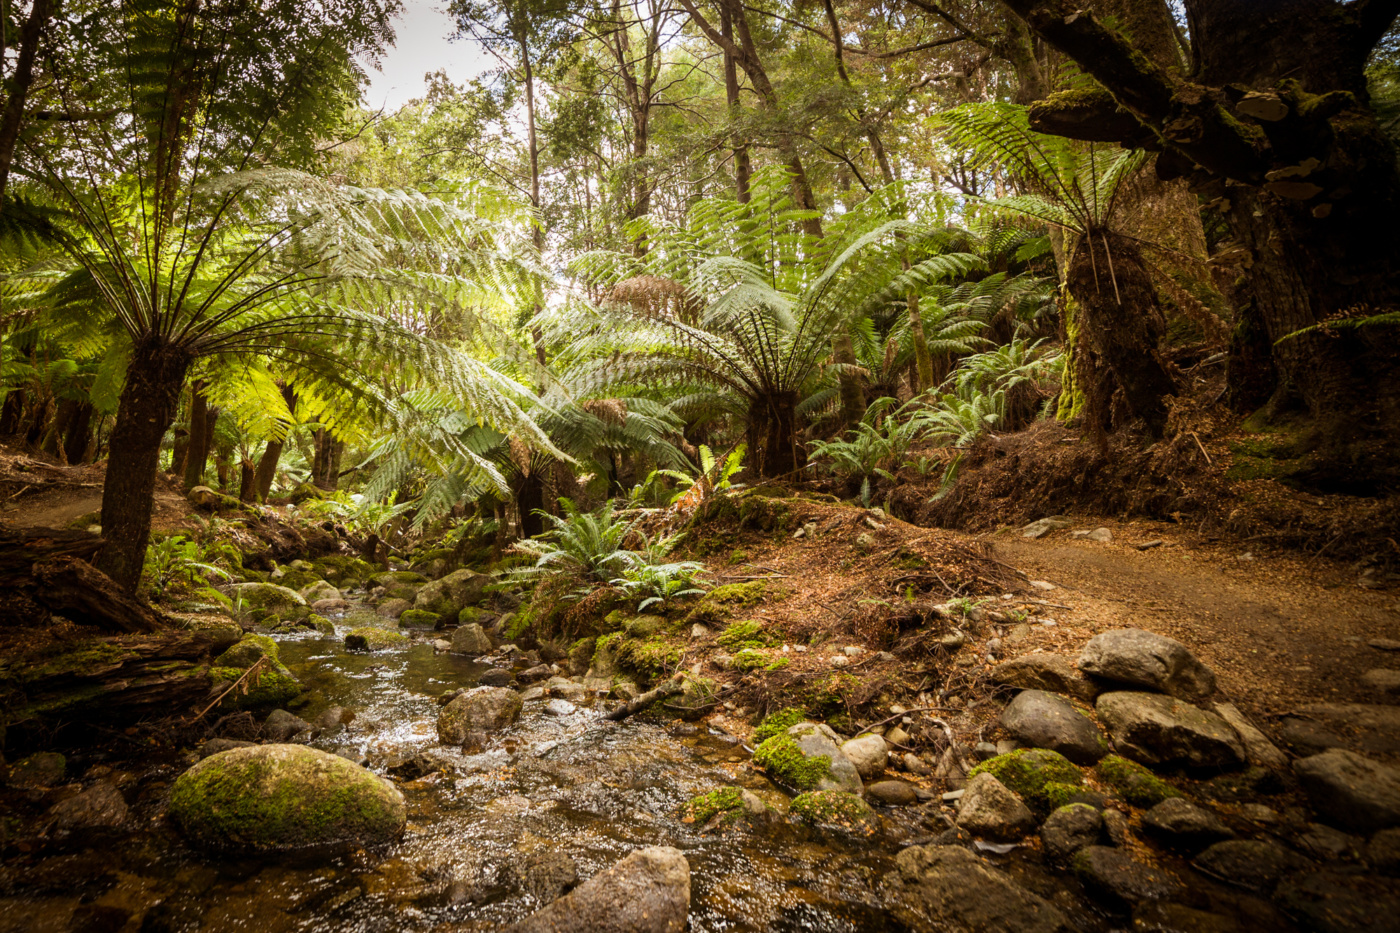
[{"left": 1, "top": 613, "right": 950, "bottom": 933}]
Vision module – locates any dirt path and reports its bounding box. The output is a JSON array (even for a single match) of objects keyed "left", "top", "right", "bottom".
[{"left": 984, "top": 517, "right": 1400, "bottom": 728}]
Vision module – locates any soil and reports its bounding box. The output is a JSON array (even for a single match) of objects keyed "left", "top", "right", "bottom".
[{"left": 0, "top": 449, "right": 194, "bottom": 534}]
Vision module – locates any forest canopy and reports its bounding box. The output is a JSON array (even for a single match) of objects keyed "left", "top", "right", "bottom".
[{"left": 2, "top": 0, "right": 1398, "bottom": 586}]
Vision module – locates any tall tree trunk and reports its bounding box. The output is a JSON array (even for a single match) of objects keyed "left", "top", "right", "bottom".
[
  {"left": 96, "top": 336, "right": 192, "bottom": 592},
  {"left": 252, "top": 385, "right": 296, "bottom": 501},
  {"left": 832, "top": 332, "right": 865, "bottom": 426},
  {"left": 62, "top": 400, "right": 93, "bottom": 463},
  {"left": 0, "top": 0, "right": 52, "bottom": 207},
  {"left": 1066, "top": 232, "right": 1177, "bottom": 436},
  {"left": 182, "top": 384, "right": 212, "bottom": 490},
  {"left": 0, "top": 388, "right": 25, "bottom": 434},
  {"left": 719, "top": 4, "right": 751, "bottom": 203},
  {"left": 747, "top": 392, "right": 802, "bottom": 478},
  {"left": 237, "top": 458, "right": 257, "bottom": 502}
]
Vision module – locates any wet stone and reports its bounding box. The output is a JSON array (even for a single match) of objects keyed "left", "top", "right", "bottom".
[
  {"left": 1140, "top": 797, "right": 1236, "bottom": 851},
  {"left": 1273, "top": 870, "right": 1400, "bottom": 933},
  {"left": 47, "top": 781, "right": 128, "bottom": 831},
  {"left": 1193, "top": 839, "right": 1311, "bottom": 891},
  {"left": 1072, "top": 845, "right": 1182, "bottom": 910},
  {"left": 478, "top": 668, "right": 512, "bottom": 687},
  {"left": 1040, "top": 804, "right": 1103, "bottom": 862},
  {"left": 866, "top": 780, "right": 919, "bottom": 806}
]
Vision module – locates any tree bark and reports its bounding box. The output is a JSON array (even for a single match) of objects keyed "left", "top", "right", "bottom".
[
  {"left": 719, "top": 3, "right": 752, "bottom": 203},
  {"left": 96, "top": 336, "right": 192, "bottom": 592},
  {"left": 1066, "top": 232, "right": 1177, "bottom": 436},
  {"left": 182, "top": 384, "right": 212, "bottom": 490},
  {"left": 747, "top": 392, "right": 802, "bottom": 477},
  {"left": 251, "top": 385, "right": 296, "bottom": 501},
  {"left": 0, "top": 0, "right": 53, "bottom": 207}
]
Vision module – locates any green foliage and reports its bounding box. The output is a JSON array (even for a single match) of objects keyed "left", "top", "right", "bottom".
[
  {"left": 791, "top": 791, "right": 874, "bottom": 829},
  {"left": 514, "top": 498, "right": 641, "bottom": 585},
  {"left": 615, "top": 560, "right": 707, "bottom": 612},
  {"left": 717, "top": 620, "right": 774, "bottom": 651},
  {"left": 143, "top": 535, "right": 232, "bottom": 599}
]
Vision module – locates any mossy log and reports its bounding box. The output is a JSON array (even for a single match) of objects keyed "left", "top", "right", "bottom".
[{"left": 0, "top": 524, "right": 166, "bottom": 632}]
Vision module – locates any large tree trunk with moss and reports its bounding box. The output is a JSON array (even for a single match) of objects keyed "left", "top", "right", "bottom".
[
  {"left": 1066, "top": 232, "right": 1177, "bottom": 436},
  {"left": 96, "top": 336, "right": 191, "bottom": 592},
  {"left": 1005, "top": 0, "right": 1400, "bottom": 488},
  {"left": 747, "top": 392, "right": 803, "bottom": 478}
]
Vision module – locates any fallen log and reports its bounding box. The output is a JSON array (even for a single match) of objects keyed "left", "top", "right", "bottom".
[
  {"left": 604, "top": 675, "right": 685, "bottom": 722},
  {"left": 0, "top": 524, "right": 167, "bottom": 632}
]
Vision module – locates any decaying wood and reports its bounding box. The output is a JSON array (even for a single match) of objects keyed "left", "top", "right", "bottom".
[
  {"left": 603, "top": 675, "right": 685, "bottom": 722},
  {"left": 0, "top": 524, "right": 169, "bottom": 632}
]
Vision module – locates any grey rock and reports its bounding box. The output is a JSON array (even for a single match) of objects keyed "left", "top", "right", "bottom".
[
  {"left": 956, "top": 772, "right": 1037, "bottom": 841},
  {"left": 377, "top": 597, "right": 412, "bottom": 619},
  {"left": 1101, "top": 808, "right": 1130, "bottom": 847},
  {"left": 1193, "top": 839, "right": 1310, "bottom": 891},
  {"left": 509, "top": 850, "right": 579, "bottom": 903},
  {"left": 1289, "top": 703, "right": 1400, "bottom": 756},
  {"left": 505, "top": 846, "right": 690, "bottom": 933},
  {"left": 262, "top": 709, "right": 311, "bottom": 743},
  {"left": 975, "top": 742, "right": 1000, "bottom": 761},
  {"left": 1095, "top": 691, "right": 1245, "bottom": 769},
  {"left": 1140, "top": 797, "right": 1235, "bottom": 850},
  {"left": 437, "top": 687, "right": 524, "bottom": 744},
  {"left": 1072, "top": 845, "right": 1182, "bottom": 909},
  {"left": 517, "top": 664, "right": 553, "bottom": 685},
  {"left": 313, "top": 706, "right": 354, "bottom": 734},
  {"left": 1078, "top": 628, "right": 1216, "bottom": 701},
  {"left": 1040, "top": 803, "right": 1103, "bottom": 862},
  {"left": 866, "top": 780, "right": 919, "bottom": 806},
  {"left": 450, "top": 623, "right": 493, "bottom": 657},
  {"left": 1362, "top": 668, "right": 1400, "bottom": 698},
  {"left": 1021, "top": 517, "right": 1073, "bottom": 539},
  {"left": 1274, "top": 870, "right": 1400, "bottom": 933},
  {"left": 1000, "top": 689, "right": 1106, "bottom": 765},
  {"left": 1214, "top": 702, "right": 1290, "bottom": 770},
  {"left": 992, "top": 653, "right": 1099, "bottom": 702},
  {"left": 1372, "top": 639, "right": 1400, "bottom": 651},
  {"left": 1297, "top": 822, "right": 1365, "bottom": 861},
  {"left": 1278, "top": 716, "right": 1349, "bottom": 756},
  {"left": 545, "top": 699, "right": 576, "bottom": 716},
  {"left": 840, "top": 734, "right": 889, "bottom": 780},
  {"left": 543, "top": 677, "right": 587, "bottom": 703},
  {"left": 414, "top": 569, "right": 488, "bottom": 618},
  {"left": 47, "top": 781, "right": 128, "bottom": 830},
  {"left": 883, "top": 844, "right": 1073, "bottom": 933},
  {"left": 478, "top": 668, "right": 513, "bottom": 687},
  {"left": 201, "top": 738, "right": 256, "bottom": 758},
  {"left": 1294, "top": 748, "right": 1400, "bottom": 831},
  {"left": 787, "top": 722, "right": 864, "bottom": 795},
  {"left": 1370, "top": 828, "right": 1400, "bottom": 875}
]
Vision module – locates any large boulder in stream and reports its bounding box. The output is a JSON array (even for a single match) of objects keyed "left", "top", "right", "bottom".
[
  {"left": 224, "top": 582, "right": 310, "bottom": 626},
  {"left": 505, "top": 846, "right": 690, "bottom": 933},
  {"left": 169, "top": 745, "right": 406, "bottom": 854},
  {"left": 414, "top": 569, "right": 488, "bottom": 618},
  {"left": 751, "top": 722, "right": 863, "bottom": 795},
  {"left": 437, "top": 686, "right": 523, "bottom": 743},
  {"left": 882, "top": 844, "right": 1073, "bottom": 933}
]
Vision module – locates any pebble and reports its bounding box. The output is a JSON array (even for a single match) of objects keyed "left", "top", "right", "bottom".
[
  {"left": 843, "top": 645, "right": 865, "bottom": 657},
  {"left": 544, "top": 699, "right": 576, "bottom": 716},
  {"left": 1030, "top": 580, "right": 1056, "bottom": 591}
]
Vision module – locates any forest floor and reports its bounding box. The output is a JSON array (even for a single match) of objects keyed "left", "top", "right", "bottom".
[{"left": 0, "top": 448, "right": 194, "bottom": 533}]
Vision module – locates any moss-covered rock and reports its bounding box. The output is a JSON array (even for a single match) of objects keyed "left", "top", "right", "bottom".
[
  {"left": 967, "top": 749, "right": 1083, "bottom": 814},
  {"left": 308, "top": 614, "right": 335, "bottom": 635},
  {"left": 370, "top": 570, "right": 429, "bottom": 587},
  {"left": 209, "top": 665, "right": 302, "bottom": 709},
  {"left": 169, "top": 744, "right": 406, "bottom": 854},
  {"left": 437, "top": 687, "right": 523, "bottom": 743},
  {"left": 613, "top": 635, "right": 682, "bottom": 679},
  {"left": 225, "top": 582, "right": 310, "bottom": 627},
  {"left": 706, "top": 581, "right": 768, "bottom": 605},
  {"left": 717, "top": 619, "right": 775, "bottom": 651},
  {"left": 458, "top": 605, "right": 493, "bottom": 627},
  {"left": 414, "top": 568, "right": 488, "bottom": 618},
  {"left": 731, "top": 648, "right": 770, "bottom": 672},
  {"left": 312, "top": 555, "right": 376, "bottom": 588},
  {"left": 791, "top": 791, "right": 876, "bottom": 831},
  {"left": 167, "top": 613, "right": 243, "bottom": 645},
  {"left": 299, "top": 580, "right": 341, "bottom": 603},
  {"left": 214, "top": 634, "right": 277, "bottom": 669},
  {"left": 1095, "top": 754, "right": 1181, "bottom": 808},
  {"left": 753, "top": 707, "right": 808, "bottom": 744},
  {"left": 685, "top": 787, "right": 746, "bottom": 824},
  {"left": 753, "top": 733, "right": 833, "bottom": 792},
  {"left": 188, "top": 485, "right": 253, "bottom": 514},
  {"left": 622, "top": 615, "right": 667, "bottom": 638},
  {"left": 345, "top": 627, "right": 408, "bottom": 651},
  {"left": 398, "top": 609, "right": 441, "bottom": 629}
]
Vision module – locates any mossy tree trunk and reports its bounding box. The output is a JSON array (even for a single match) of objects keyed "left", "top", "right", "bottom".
[{"left": 96, "top": 335, "right": 192, "bottom": 592}]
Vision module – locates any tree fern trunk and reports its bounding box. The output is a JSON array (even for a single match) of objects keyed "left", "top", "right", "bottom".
[
  {"left": 97, "top": 336, "right": 191, "bottom": 592},
  {"left": 833, "top": 333, "right": 865, "bottom": 425},
  {"left": 907, "top": 292, "right": 934, "bottom": 394},
  {"left": 182, "top": 384, "right": 211, "bottom": 490}
]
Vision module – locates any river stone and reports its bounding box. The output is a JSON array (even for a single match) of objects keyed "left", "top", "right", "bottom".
[
  {"left": 48, "top": 781, "right": 128, "bottom": 831},
  {"left": 1192, "top": 839, "right": 1311, "bottom": 891},
  {"left": 262, "top": 709, "right": 311, "bottom": 743},
  {"left": 1294, "top": 748, "right": 1400, "bottom": 831},
  {"left": 1274, "top": 870, "right": 1400, "bottom": 933},
  {"left": 992, "top": 653, "right": 1099, "bottom": 702},
  {"left": 1140, "top": 797, "right": 1235, "bottom": 850},
  {"left": 1096, "top": 691, "right": 1245, "bottom": 768},
  {"left": 225, "top": 582, "right": 309, "bottom": 624},
  {"left": 790, "top": 722, "right": 864, "bottom": 795},
  {"left": 508, "top": 849, "right": 580, "bottom": 904},
  {"left": 517, "top": 664, "right": 553, "bottom": 685},
  {"left": 841, "top": 734, "right": 889, "bottom": 779},
  {"left": 215, "top": 633, "right": 280, "bottom": 669},
  {"left": 1000, "top": 689, "right": 1107, "bottom": 765},
  {"left": 1072, "top": 845, "right": 1182, "bottom": 909},
  {"left": 300, "top": 580, "right": 341, "bottom": 603},
  {"left": 414, "top": 569, "right": 488, "bottom": 619},
  {"left": 1362, "top": 668, "right": 1400, "bottom": 699},
  {"left": 451, "top": 623, "right": 493, "bottom": 657},
  {"left": 7, "top": 751, "right": 66, "bottom": 788},
  {"left": 1370, "top": 828, "right": 1400, "bottom": 874},
  {"left": 373, "top": 598, "right": 409, "bottom": 620},
  {"left": 201, "top": 738, "right": 256, "bottom": 758},
  {"left": 1078, "top": 629, "right": 1216, "bottom": 701},
  {"left": 437, "top": 687, "right": 523, "bottom": 744},
  {"left": 1214, "top": 701, "right": 1290, "bottom": 770},
  {"left": 1041, "top": 803, "right": 1104, "bottom": 861},
  {"left": 866, "top": 780, "right": 919, "bottom": 806},
  {"left": 169, "top": 744, "right": 406, "bottom": 854},
  {"left": 1021, "top": 517, "right": 1073, "bottom": 539},
  {"left": 956, "top": 772, "right": 1037, "bottom": 840},
  {"left": 883, "top": 844, "right": 1073, "bottom": 933},
  {"left": 479, "top": 668, "right": 513, "bottom": 687},
  {"left": 505, "top": 846, "right": 690, "bottom": 933}
]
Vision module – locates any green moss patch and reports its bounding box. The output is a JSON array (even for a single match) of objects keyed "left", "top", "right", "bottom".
[
  {"left": 1095, "top": 754, "right": 1181, "bottom": 808},
  {"left": 684, "top": 787, "right": 746, "bottom": 824},
  {"left": 718, "top": 619, "right": 777, "bottom": 651},
  {"left": 731, "top": 648, "right": 770, "bottom": 672},
  {"left": 968, "top": 749, "right": 1083, "bottom": 813},
  {"left": 614, "top": 635, "right": 682, "bottom": 678},
  {"left": 752, "top": 733, "right": 831, "bottom": 792},
  {"left": 791, "top": 791, "right": 874, "bottom": 830},
  {"left": 344, "top": 627, "right": 409, "bottom": 651},
  {"left": 215, "top": 634, "right": 279, "bottom": 669},
  {"left": 398, "top": 609, "right": 441, "bottom": 629},
  {"left": 753, "top": 707, "right": 808, "bottom": 744},
  {"left": 209, "top": 665, "right": 302, "bottom": 709}
]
